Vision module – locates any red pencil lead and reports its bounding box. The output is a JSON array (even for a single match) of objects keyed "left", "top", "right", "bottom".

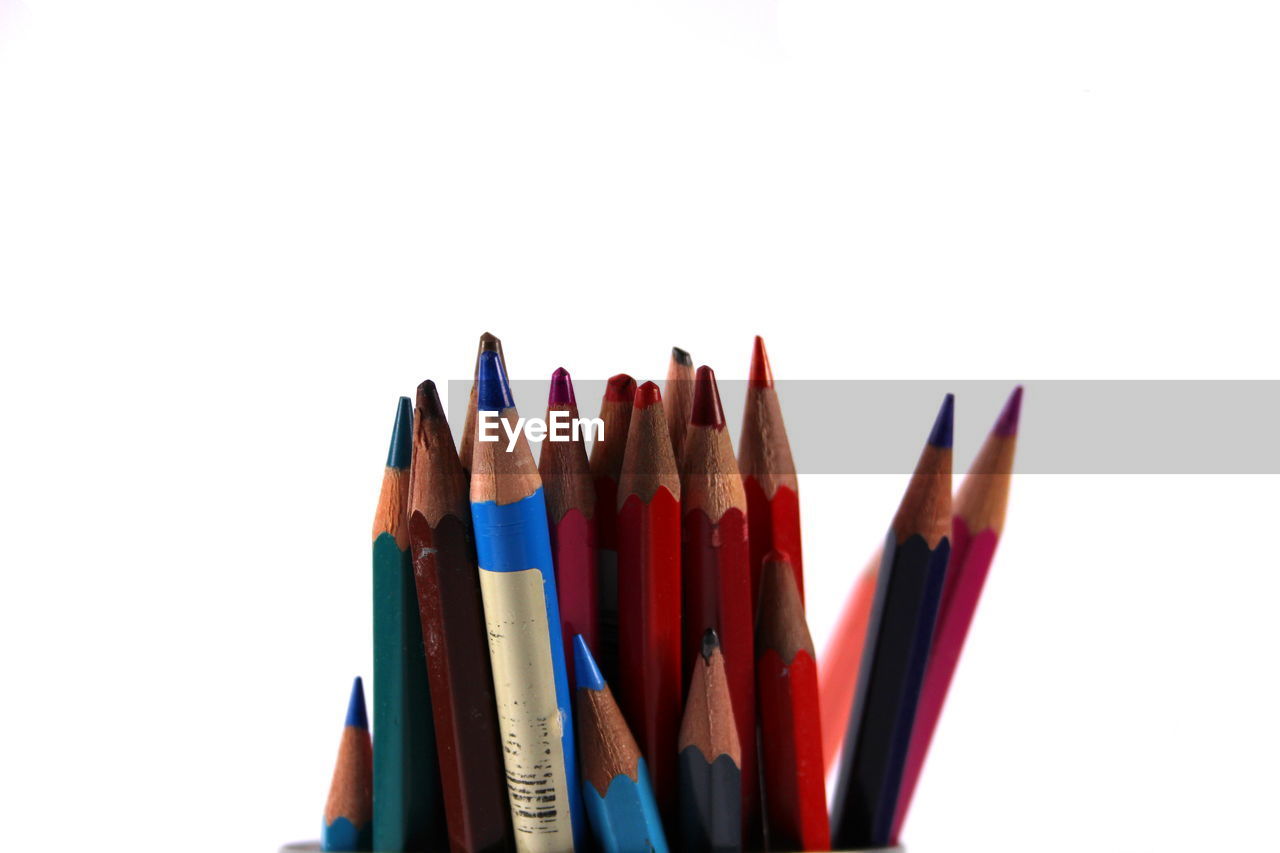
[
  {"left": 634, "top": 381, "right": 663, "bottom": 410},
  {"left": 690, "top": 366, "right": 726, "bottom": 429},
  {"left": 605, "top": 374, "right": 637, "bottom": 402},
  {"left": 748, "top": 336, "right": 773, "bottom": 389},
  {"left": 993, "top": 385, "right": 1023, "bottom": 438}
]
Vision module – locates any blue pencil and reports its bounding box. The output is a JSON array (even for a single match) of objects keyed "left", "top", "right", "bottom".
[
  {"left": 573, "top": 635, "right": 669, "bottom": 853},
  {"left": 470, "top": 349, "right": 584, "bottom": 852},
  {"left": 323, "top": 678, "right": 373, "bottom": 852}
]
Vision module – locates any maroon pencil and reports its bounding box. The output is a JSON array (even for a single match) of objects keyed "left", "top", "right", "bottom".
[
  {"left": 539, "top": 367, "right": 599, "bottom": 685},
  {"left": 408, "top": 380, "right": 514, "bottom": 853},
  {"left": 588, "top": 373, "right": 636, "bottom": 682},
  {"left": 681, "top": 365, "right": 756, "bottom": 839}
]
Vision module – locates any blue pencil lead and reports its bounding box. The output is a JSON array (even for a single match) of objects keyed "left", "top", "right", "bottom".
[
  {"left": 927, "top": 393, "right": 955, "bottom": 449},
  {"left": 477, "top": 349, "right": 515, "bottom": 412},
  {"left": 574, "top": 634, "right": 607, "bottom": 692},
  {"left": 345, "top": 676, "right": 368, "bottom": 730}
]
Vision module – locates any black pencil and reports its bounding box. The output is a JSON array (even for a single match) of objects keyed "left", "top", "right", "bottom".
[
  {"left": 678, "top": 629, "right": 742, "bottom": 853},
  {"left": 831, "top": 394, "right": 954, "bottom": 850}
]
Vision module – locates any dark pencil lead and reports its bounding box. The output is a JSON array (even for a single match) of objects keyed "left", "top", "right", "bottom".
[
  {"left": 477, "top": 350, "right": 515, "bottom": 412},
  {"left": 993, "top": 385, "right": 1023, "bottom": 438},
  {"left": 479, "top": 332, "right": 502, "bottom": 352},
  {"left": 549, "top": 368, "right": 576, "bottom": 406},
  {"left": 387, "top": 396, "right": 413, "bottom": 469},
  {"left": 926, "top": 393, "right": 955, "bottom": 450},
  {"left": 701, "top": 628, "right": 721, "bottom": 661},
  {"left": 690, "top": 366, "right": 726, "bottom": 429},
  {"left": 415, "top": 380, "right": 446, "bottom": 420},
  {"left": 345, "top": 677, "right": 368, "bottom": 731},
  {"left": 672, "top": 346, "right": 693, "bottom": 367}
]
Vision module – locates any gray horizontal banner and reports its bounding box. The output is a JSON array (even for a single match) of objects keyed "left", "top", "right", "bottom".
[{"left": 446, "top": 380, "right": 1280, "bottom": 475}]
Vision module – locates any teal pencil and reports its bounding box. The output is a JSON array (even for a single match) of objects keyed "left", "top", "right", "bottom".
[
  {"left": 323, "top": 678, "right": 372, "bottom": 852},
  {"left": 372, "top": 397, "right": 443, "bottom": 851},
  {"left": 573, "top": 636, "right": 669, "bottom": 853}
]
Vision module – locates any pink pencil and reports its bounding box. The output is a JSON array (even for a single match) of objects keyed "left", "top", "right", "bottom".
[{"left": 891, "top": 386, "right": 1022, "bottom": 840}]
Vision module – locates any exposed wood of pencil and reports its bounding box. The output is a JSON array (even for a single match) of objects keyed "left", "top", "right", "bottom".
[
  {"left": 663, "top": 346, "right": 694, "bottom": 465},
  {"left": 756, "top": 554, "right": 829, "bottom": 851},
  {"left": 892, "top": 386, "right": 1022, "bottom": 841},
  {"left": 539, "top": 368, "right": 599, "bottom": 679},
  {"left": 831, "top": 396, "right": 954, "bottom": 850},
  {"left": 589, "top": 373, "right": 637, "bottom": 682},
  {"left": 680, "top": 366, "right": 755, "bottom": 840},
  {"left": 459, "top": 332, "right": 504, "bottom": 477},
  {"left": 408, "top": 380, "right": 514, "bottom": 853},
  {"left": 616, "top": 381, "right": 682, "bottom": 820},
  {"left": 739, "top": 335, "right": 802, "bottom": 606},
  {"left": 678, "top": 631, "right": 742, "bottom": 853}
]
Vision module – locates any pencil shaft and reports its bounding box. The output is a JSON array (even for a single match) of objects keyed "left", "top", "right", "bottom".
[
  {"left": 551, "top": 510, "right": 598, "bottom": 684},
  {"left": 473, "top": 489, "right": 582, "bottom": 852},
  {"left": 616, "top": 487, "right": 682, "bottom": 820},
  {"left": 743, "top": 480, "right": 802, "bottom": 604},
  {"left": 818, "top": 556, "right": 879, "bottom": 775},
  {"left": 757, "top": 648, "right": 829, "bottom": 851},
  {"left": 372, "top": 530, "right": 444, "bottom": 851},
  {"left": 830, "top": 531, "right": 949, "bottom": 849}
]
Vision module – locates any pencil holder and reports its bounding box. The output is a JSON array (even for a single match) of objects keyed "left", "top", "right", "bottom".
[{"left": 281, "top": 840, "right": 906, "bottom": 845}]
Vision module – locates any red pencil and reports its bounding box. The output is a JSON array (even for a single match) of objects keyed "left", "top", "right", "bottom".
[
  {"left": 680, "top": 365, "right": 756, "bottom": 838},
  {"left": 616, "top": 380, "right": 682, "bottom": 821},
  {"left": 818, "top": 554, "right": 879, "bottom": 774},
  {"left": 892, "top": 386, "right": 1022, "bottom": 840},
  {"left": 589, "top": 373, "right": 636, "bottom": 682},
  {"left": 756, "top": 551, "right": 829, "bottom": 851},
  {"left": 739, "top": 335, "right": 802, "bottom": 606},
  {"left": 538, "top": 367, "right": 599, "bottom": 685}
]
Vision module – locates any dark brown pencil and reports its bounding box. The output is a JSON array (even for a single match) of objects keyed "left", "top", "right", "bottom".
[
  {"left": 408, "top": 380, "right": 514, "bottom": 853},
  {"left": 664, "top": 347, "right": 694, "bottom": 465}
]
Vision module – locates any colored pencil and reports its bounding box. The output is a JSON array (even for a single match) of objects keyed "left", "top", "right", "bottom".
[
  {"left": 573, "top": 635, "right": 670, "bottom": 853},
  {"left": 408, "top": 380, "right": 515, "bottom": 853},
  {"left": 678, "top": 629, "right": 742, "bottom": 853},
  {"left": 663, "top": 346, "right": 694, "bottom": 465},
  {"left": 755, "top": 552, "right": 829, "bottom": 851},
  {"left": 615, "top": 380, "right": 682, "bottom": 820},
  {"left": 739, "top": 335, "right": 803, "bottom": 607},
  {"left": 892, "top": 386, "right": 1023, "bottom": 840},
  {"left": 323, "top": 677, "right": 373, "bottom": 852},
  {"left": 588, "top": 373, "right": 636, "bottom": 683},
  {"left": 538, "top": 367, "right": 599, "bottom": 684},
  {"left": 818, "top": 554, "right": 879, "bottom": 774},
  {"left": 460, "top": 332, "right": 505, "bottom": 478},
  {"left": 680, "top": 365, "right": 756, "bottom": 836},
  {"left": 372, "top": 397, "right": 444, "bottom": 852},
  {"left": 831, "top": 395, "right": 954, "bottom": 851},
  {"left": 470, "top": 350, "right": 583, "bottom": 852}
]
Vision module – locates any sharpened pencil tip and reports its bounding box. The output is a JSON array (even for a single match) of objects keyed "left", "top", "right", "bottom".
[
  {"left": 415, "top": 380, "right": 445, "bottom": 420},
  {"left": 549, "top": 368, "right": 576, "bottom": 406},
  {"left": 672, "top": 346, "right": 693, "bottom": 367},
  {"left": 993, "top": 385, "right": 1023, "bottom": 438},
  {"left": 387, "top": 396, "right": 413, "bottom": 469},
  {"left": 477, "top": 350, "right": 515, "bottom": 412},
  {"left": 690, "top": 366, "right": 726, "bottom": 428},
  {"left": 605, "top": 374, "right": 637, "bottom": 403},
  {"left": 748, "top": 335, "right": 773, "bottom": 389},
  {"left": 927, "top": 393, "right": 955, "bottom": 449},
  {"left": 634, "top": 380, "right": 663, "bottom": 409},
  {"left": 479, "top": 332, "right": 501, "bottom": 352},
  {"left": 345, "top": 677, "right": 368, "bottom": 730},
  {"left": 701, "top": 628, "right": 721, "bottom": 661},
  {"left": 573, "top": 634, "right": 607, "bottom": 691}
]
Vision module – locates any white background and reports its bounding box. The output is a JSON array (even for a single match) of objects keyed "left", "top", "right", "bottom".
[{"left": 2, "top": 2, "right": 1278, "bottom": 852}]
